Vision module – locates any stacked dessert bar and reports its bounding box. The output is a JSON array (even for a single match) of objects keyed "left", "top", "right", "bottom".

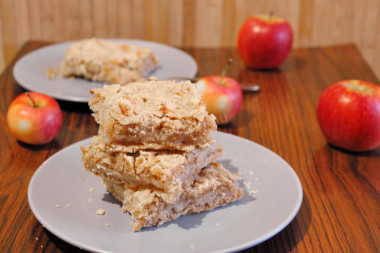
[{"left": 81, "top": 80, "right": 243, "bottom": 231}]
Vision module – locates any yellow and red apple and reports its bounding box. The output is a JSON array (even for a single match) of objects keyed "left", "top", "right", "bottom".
[
  {"left": 197, "top": 75, "right": 243, "bottom": 125},
  {"left": 237, "top": 14, "right": 293, "bottom": 69},
  {"left": 316, "top": 80, "right": 380, "bottom": 151},
  {"left": 7, "top": 92, "right": 63, "bottom": 145}
]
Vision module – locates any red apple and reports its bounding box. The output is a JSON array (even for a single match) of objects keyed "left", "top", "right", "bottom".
[
  {"left": 316, "top": 80, "right": 380, "bottom": 151},
  {"left": 197, "top": 75, "right": 243, "bottom": 125},
  {"left": 7, "top": 92, "right": 63, "bottom": 145},
  {"left": 237, "top": 14, "right": 293, "bottom": 69}
]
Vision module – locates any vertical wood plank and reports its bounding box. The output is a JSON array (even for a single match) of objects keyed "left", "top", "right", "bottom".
[
  {"left": 297, "top": 0, "right": 314, "bottom": 46},
  {"left": 16, "top": 0, "right": 30, "bottom": 43},
  {"left": 183, "top": 0, "right": 195, "bottom": 47},
  {"left": 79, "top": 0, "right": 95, "bottom": 39},
  {"left": 62, "top": 0, "right": 94, "bottom": 40},
  {"left": 221, "top": 0, "right": 237, "bottom": 47},
  {"left": 0, "top": 1, "right": 4, "bottom": 71},
  {"left": 310, "top": 0, "right": 334, "bottom": 46},
  {"left": 39, "top": 0, "right": 54, "bottom": 41},
  {"left": 130, "top": 0, "right": 146, "bottom": 39},
  {"left": 52, "top": 0, "right": 64, "bottom": 41},
  {"left": 117, "top": 0, "right": 133, "bottom": 38},
  {"left": 144, "top": 0, "right": 154, "bottom": 41},
  {"left": 105, "top": 0, "right": 120, "bottom": 37},
  {"left": 145, "top": 0, "right": 169, "bottom": 44},
  {"left": 1, "top": 0, "right": 20, "bottom": 63},
  {"left": 372, "top": 6, "right": 380, "bottom": 80},
  {"left": 360, "top": 0, "right": 380, "bottom": 48},
  {"left": 0, "top": 0, "right": 380, "bottom": 80},
  {"left": 91, "top": 0, "right": 108, "bottom": 38},
  {"left": 167, "top": 0, "right": 184, "bottom": 46},
  {"left": 26, "top": 0, "right": 42, "bottom": 40},
  {"left": 331, "top": 0, "right": 354, "bottom": 44},
  {"left": 193, "top": 0, "right": 223, "bottom": 47}
]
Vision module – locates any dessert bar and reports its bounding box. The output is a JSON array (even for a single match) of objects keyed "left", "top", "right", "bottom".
[
  {"left": 103, "top": 162, "right": 244, "bottom": 231},
  {"left": 89, "top": 81, "right": 217, "bottom": 151},
  {"left": 82, "top": 136, "right": 222, "bottom": 203},
  {"left": 60, "top": 38, "right": 158, "bottom": 84}
]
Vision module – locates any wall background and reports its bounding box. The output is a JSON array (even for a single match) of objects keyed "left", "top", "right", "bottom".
[{"left": 1, "top": 0, "right": 380, "bottom": 79}]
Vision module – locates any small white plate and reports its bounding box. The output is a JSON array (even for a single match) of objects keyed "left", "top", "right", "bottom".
[
  {"left": 13, "top": 39, "right": 198, "bottom": 102},
  {"left": 28, "top": 132, "right": 303, "bottom": 253}
]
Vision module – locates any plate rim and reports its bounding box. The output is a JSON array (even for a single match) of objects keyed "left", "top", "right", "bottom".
[
  {"left": 13, "top": 38, "right": 198, "bottom": 103},
  {"left": 28, "top": 131, "right": 303, "bottom": 252},
  {"left": 216, "top": 133, "right": 303, "bottom": 252}
]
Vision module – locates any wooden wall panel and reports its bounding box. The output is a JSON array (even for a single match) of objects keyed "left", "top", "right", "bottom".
[
  {"left": 0, "top": 0, "right": 379, "bottom": 79},
  {"left": 0, "top": 1, "right": 4, "bottom": 71}
]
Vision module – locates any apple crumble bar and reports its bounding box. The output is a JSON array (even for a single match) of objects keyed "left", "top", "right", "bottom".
[
  {"left": 103, "top": 162, "right": 244, "bottom": 231},
  {"left": 81, "top": 79, "right": 244, "bottom": 231},
  {"left": 81, "top": 135, "right": 222, "bottom": 203},
  {"left": 89, "top": 80, "right": 217, "bottom": 151},
  {"left": 60, "top": 38, "right": 158, "bottom": 84}
]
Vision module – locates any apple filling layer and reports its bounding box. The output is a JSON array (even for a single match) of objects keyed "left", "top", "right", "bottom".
[
  {"left": 103, "top": 162, "right": 244, "bottom": 231},
  {"left": 81, "top": 135, "right": 222, "bottom": 203}
]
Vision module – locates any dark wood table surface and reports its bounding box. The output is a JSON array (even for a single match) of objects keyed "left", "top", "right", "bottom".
[{"left": 0, "top": 41, "right": 379, "bottom": 253}]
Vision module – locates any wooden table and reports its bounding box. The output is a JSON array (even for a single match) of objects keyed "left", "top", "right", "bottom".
[{"left": 0, "top": 41, "right": 379, "bottom": 252}]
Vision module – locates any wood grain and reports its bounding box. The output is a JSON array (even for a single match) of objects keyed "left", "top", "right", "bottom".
[
  {"left": 1, "top": 0, "right": 380, "bottom": 80},
  {"left": 0, "top": 41, "right": 98, "bottom": 252},
  {"left": 0, "top": 41, "right": 379, "bottom": 252}
]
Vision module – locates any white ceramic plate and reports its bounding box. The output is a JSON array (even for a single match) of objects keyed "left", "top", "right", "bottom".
[
  {"left": 28, "top": 132, "right": 302, "bottom": 253},
  {"left": 13, "top": 39, "right": 198, "bottom": 102}
]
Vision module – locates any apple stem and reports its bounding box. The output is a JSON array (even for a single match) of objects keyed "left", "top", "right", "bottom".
[
  {"left": 26, "top": 92, "right": 37, "bottom": 108},
  {"left": 219, "top": 58, "right": 233, "bottom": 85}
]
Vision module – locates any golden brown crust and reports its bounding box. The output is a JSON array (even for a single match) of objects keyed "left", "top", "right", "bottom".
[
  {"left": 81, "top": 135, "right": 222, "bottom": 203},
  {"left": 89, "top": 81, "right": 217, "bottom": 151},
  {"left": 103, "top": 162, "right": 244, "bottom": 231},
  {"left": 81, "top": 79, "right": 243, "bottom": 232},
  {"left": 60, "top": 38, "right": 158, "bottom": 84}
]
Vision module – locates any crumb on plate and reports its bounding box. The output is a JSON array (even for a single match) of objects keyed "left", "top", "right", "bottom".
[{"left": 46, "top": 67, "right": 58, "bottom": 80}]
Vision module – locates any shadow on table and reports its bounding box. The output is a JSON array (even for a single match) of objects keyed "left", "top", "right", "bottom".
[
  {"left": 44, "top": 228, "right": 90, "bottom": 253},
  {"left": 17, "top": 138, "right": 61, "bottom": 151},
  {"left": 280, "top": 55, "right": 307, "bottom": 73},
  {"left": 57, "top": 99, "right": 92, "bottom": 114},
  {"left": 239, "top": 55, "right": 307, "bottom": 75},
  {"left": 327, "top": 143, "right": 380, "bottom": 158}
]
